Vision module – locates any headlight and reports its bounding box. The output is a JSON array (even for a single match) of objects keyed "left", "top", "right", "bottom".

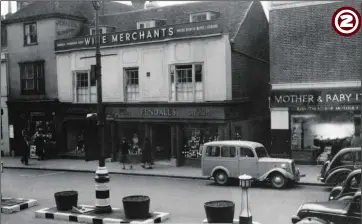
[{"left": 281, "top": 164, "right": 287, "bottom": 169}]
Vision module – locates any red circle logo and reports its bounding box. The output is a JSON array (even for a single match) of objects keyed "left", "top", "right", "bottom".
[{"left": 332, "top": 6, "right": 361, "bottom": 37}]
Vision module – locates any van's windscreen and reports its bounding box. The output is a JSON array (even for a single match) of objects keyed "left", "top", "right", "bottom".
[{"left": 255, "top": 147, "right": 268, "bottom": 158}]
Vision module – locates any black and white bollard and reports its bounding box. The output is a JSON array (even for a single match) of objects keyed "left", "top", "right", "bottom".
[
  {"left": 239, "top": 175, "right": 252, "bottom": 224},
  {"left": 95, "top": 163, "right": 112, "bottom": 213}
]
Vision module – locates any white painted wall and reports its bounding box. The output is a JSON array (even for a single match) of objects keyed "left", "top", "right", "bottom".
[
  {"left": 57, "top": 35, "right": 231, "bottom": 103},
  {"left": 1, "top": 53, "right": 10, "bottom": 155}
]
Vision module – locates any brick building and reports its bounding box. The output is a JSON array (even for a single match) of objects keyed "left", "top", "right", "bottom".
[
  {"left": 269, "top": 1, "right": 362, "bottom": 164},
  {"left": 54, "top": 1, "right": 270, "bottom": 166}
]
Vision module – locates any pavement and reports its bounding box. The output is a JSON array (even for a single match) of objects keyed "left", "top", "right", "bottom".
[
  {"left": 2, "top": 156, "right": 323, "bottom": 186},
  {"left": 2, "top": 169, "right": 330, "bottom": 224}
]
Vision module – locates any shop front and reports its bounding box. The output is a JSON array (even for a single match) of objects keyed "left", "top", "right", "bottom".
[
  {"left": 270, "top": 88, "right": 361, "bottom": 164},
  {"left": 7, "top": 100, "right": 59, "bottom": 157},
  {"left": 104, "top": 102, "right": 249, "bottom": 166}
]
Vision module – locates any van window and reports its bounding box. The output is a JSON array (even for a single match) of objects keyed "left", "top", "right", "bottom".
[
  {"left": 206, "top": 146, "right": 220, "bottom": 157},
  {"left": 240, "top": 147, "right": 254, "bottom": 158},
  {"left": 221, "top": 146, "right": 236, "bottom": 158}
]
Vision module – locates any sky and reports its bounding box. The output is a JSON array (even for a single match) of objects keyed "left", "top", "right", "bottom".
[{"left": 1, "top": 1, "right": 270, "bottom": 19}]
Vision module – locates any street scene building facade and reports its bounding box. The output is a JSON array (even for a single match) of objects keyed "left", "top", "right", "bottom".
[
  {"left": 1, "top": 1, "right": 136, "bottom": 157},
  {"left": 269, "top": 1, "right": 362, "bottom": 164},
  {"left": 55, "top": 1, "right": 270, "bottom": 166}
]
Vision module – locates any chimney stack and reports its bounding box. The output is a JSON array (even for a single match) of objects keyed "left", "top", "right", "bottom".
[
  {"left": 132, "top": 0, "right": 146, "bottom": 10},
  {"left": 8, "top": 1, "right": 12, "bottom": 14}
]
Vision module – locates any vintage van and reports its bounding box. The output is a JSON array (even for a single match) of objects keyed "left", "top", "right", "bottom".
[{"left": 201, "top": 141, "right": 304, "bottom": 188}]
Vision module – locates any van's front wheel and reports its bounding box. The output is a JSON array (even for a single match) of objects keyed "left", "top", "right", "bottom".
[{"left": 213, "top": 170, "right": 229, "bottom": 186}]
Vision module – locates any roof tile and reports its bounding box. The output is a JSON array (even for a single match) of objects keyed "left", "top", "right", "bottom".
[
  {"left": 98, "top": 1, "right": 253, "bottom": 39},
  {"left": 3, "top": 1, "right": 135, "bottom": 24}
]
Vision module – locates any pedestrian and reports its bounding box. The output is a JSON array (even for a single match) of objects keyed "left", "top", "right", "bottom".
[
  {"left": 120, "top": 138, "right": 132, "bottom": 170},
  {"left": 34, "top": 129, "right": 45, "bottom": 160},
  {"left": 141, "top": 137, "right": 152, "bottom": 169},
  {"left": 20, "top": 131, "right": 30, "bottom": 165}
]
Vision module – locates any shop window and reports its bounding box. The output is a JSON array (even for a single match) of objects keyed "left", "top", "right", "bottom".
[
  {"left": 20, "top": 61, "right": 45, "bottom": 95},
  {"left": 170, "top": 64, "right": 203, "bottom": 102},
  {"left": 73, "top": 71, "right": 97, "bottom": 103},
  {"left": 221, "top": 146, "right": 236, "bottom": 157},
  {"left": 291, "top": 112, "right": 355, "bottom": 154},
  {"left": 124, "top": 68, "right": 139, "bottom": 102},
  {"left": 206, "top": 146, "right": 220, "bottom": 157},
  {"left": 234, "top": 126, "right": 242, "bottom": 140},
  {"left": 240, "top": 147, "right": 254, "bottom": 158},
  {"left": 24, "top": 22, "right": 37, "bottom": 45},
  {"left": 183, "top": 126, "right": 219, "bottom": 159}
]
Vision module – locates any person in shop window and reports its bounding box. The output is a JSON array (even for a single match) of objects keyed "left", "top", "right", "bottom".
[
  {"left": 119, "top": 137, "right": 132, "bottom": 169},
  {"left": 20, "top": 130, "right": 30, "bottom": 165},
  {"left": 141, "top": 137, "right": 152, "bottom": 169}
]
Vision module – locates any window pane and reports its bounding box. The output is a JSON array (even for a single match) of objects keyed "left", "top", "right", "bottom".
[
  {"left": 195, "top": 64, "right": 202, "bottom": 82},
  {"left": 221, "top": 146, "right": 236, "bottom": 157},
  {"left": 240, "top": 147, "right": 254, "bottom": 158},
  {"left": 206, "top": 146, "right": 220, "bottom": 157}
]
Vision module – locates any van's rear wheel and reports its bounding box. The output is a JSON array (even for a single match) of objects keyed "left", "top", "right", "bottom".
[
  {"left": 271, "top": 173, "right": 287, "bottom": 189},
  {"left": 213, "top": 170, "right": 229, "bottom": 186}
]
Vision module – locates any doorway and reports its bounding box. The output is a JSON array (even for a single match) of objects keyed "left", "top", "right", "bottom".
[{"left": 151, "top": 124, "right": 171, "bottom": 160}]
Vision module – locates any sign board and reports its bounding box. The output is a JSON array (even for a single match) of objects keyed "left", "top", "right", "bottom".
[
  {"left": 55, "top": 19, "right": 223, "bottom": 51},
  {"left": 271, "top": 89, "right": 361, "bottom": 111},
  {"left": 105, "top": 106, "right": 225, "bottom": 120},
  {"left": 9, "top": 125, "right": 13, "bottom": 139}
]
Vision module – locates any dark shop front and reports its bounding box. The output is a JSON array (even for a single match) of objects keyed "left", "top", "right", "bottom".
[
  {"left": 104, "top": 103, "right": 250, "bottom": 166},
  {"left": 7, "top": 100, "right": 59, "bottom": 157},
  {"left": 270, "top": 88, "right": 361, "bottom": 164}
]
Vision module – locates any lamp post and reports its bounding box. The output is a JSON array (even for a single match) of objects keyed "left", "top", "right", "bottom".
[
  {"left": 239, "top": 175, "right": 252, "bottom": 224},
  {"left": 91, "top": 0, "right": 112, "bottom": 214}
]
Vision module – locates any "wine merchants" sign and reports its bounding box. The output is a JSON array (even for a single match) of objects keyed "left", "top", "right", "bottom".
[{"left": 54, "top": 20, "right": 223, "bottom": 51}]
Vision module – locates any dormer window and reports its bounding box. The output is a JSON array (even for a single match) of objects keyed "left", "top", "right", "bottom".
[
  {"left": 137, "top": 20, "right": 166, "bottom": 29},
  {"left": 190, "top": 12, "right": 219, "bottom": 23},
  {"left": 89, "top": 27, "right": 107, "bottom": 35}
]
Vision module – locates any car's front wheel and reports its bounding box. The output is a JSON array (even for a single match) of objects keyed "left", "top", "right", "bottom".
[
  {"left": 271, "top": 173, "right": 288, "bottom": 189},
  {"left": 334, "top": 172, "right": 349, "bottom": 186},
  {"left": 213, "top": 170, "right": 229, "bottom": 186}
]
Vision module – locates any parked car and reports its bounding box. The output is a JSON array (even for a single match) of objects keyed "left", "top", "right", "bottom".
[
  {"left": 201, "top": 141, "right": 305, "bottom": 188},
  {"left": 318, "top": 147, "right": 361, "bottom": 185},
  {"left": 328, "top": 169, "right": 361, "bottom": 201},
  {"left": 291, "top": 190, "right": 361, "bottom": 224}
]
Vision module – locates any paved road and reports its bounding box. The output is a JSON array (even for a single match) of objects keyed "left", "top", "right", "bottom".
[{"left": 2, "top": 169, "right": 330, "bottom": 224}]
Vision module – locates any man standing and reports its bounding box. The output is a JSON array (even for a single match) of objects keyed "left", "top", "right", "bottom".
[{"left": 120, "top": 138, "right": 132, "bottom": 170}]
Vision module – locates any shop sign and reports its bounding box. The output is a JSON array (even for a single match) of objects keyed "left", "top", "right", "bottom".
[
  {"left": 105, "top": 106, "right": 225, "bottom": 120},
  {"left": 54, "top": 20, "right": 223, "bottom": 51},
  {"left": 291, "top": 105, "right": 360, "bottom": 112},
  {"left": 271, "top": 89, "right": 362, "bottom": 107}
]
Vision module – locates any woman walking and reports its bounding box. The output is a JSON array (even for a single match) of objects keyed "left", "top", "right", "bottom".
[
  {"left": 120, "top": 138, "right": 132, "bottom": 170},
  {"left": 20, "top": 131, "right": 30, "bottom": 165},
  {"left": 141, "top": 137, "right": 152, "bottom": 169}
]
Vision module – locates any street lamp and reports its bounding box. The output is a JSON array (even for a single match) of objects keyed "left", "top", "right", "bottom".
[
  {"left": 239, "top": 174, "right": 252, "bottom": 224},
  {"left": 91, "top": 0, "right": 112, "bottom": 214}
]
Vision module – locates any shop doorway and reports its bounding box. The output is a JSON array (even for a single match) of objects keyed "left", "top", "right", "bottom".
[{"left": 151, "top": 124, "right": 171, "bottom": 160}]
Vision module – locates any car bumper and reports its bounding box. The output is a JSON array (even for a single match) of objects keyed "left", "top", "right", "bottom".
[
  {"left": 292, "top": 169, "right": 305, "bottom": 182},
  {"left": 317, "top": 176, "right": 325, "bottom": 182}
]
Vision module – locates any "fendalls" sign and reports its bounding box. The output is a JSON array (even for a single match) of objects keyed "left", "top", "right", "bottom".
[{"left": 54, "top": 20, "right": 223, "bottom": 51}]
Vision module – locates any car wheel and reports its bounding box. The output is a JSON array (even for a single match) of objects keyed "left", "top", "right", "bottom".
[
  {"left": 213, "top": 170, "right": 229, "bottom": 186},
  {"left": 335, "top": 173, "right": 348, "bottom": 186},
  {"left": 271, "top": 173, "right": 288, "bottom": 189}
]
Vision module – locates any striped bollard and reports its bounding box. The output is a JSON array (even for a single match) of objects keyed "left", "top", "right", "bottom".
[{"left": 95, "top": 164, "right": 112, "bottom": 213}]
